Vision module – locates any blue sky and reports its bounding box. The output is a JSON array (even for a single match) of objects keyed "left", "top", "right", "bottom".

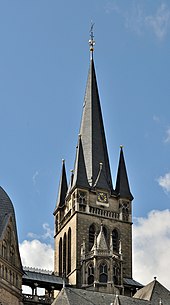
[{"left": 0, "top": 0, "right": 170, "bottom": 288}]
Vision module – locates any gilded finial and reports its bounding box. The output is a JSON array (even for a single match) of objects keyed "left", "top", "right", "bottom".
[
  {"left": 89, "top": 21, "right": 95, "bottom": 58},
  {"left": 120, "top": 145, "right": 124, "bottom": 149}
]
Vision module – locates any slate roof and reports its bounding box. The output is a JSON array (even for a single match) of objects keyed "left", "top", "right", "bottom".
[
  {"left": 123, "top": 278, "right": 143, "bottom": 288},
  {"left": 66, "top": 170, "right": 74, "bottom": 197},
  {"left": 54, "top": 160, "right": 68, "bottom": 213},
  {"left": 52, "top": 288, "right": 149, "bottom": 305},
  {"left": 115, "top": 147, "right": 133, "bottom": 200},
  {"left": 79, "top": 58, "right": 113, "bottom": 192},
  {"left": 0, "top": 186, "right": 23, "bottom": 271},
  {"left": 134, "top": 279, "right": 170, "bottom": 305},
  {"left": 0, "top": 186, "right": 17, "bottom": 238},
  {"left": 71, "top": 135, "right": 89, "bottom": 190},
  {"left": 23, "top": 268, "right": 63, "bottom": 290}
]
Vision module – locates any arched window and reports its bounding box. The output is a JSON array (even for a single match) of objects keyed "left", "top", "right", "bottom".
[
  {"left": 13, "top": 272, "right": 15, "bottom": 285},
  {"left": 16, "top": 275, "right": 18, "bottom": 288},
  {"left": 10, "top": 246, "right": 15, "bottom": 265},
  {"left": 7, "top": 227, "right": 11, "bottom": 243},
  {"left": 122, "top": 207, "right": 129, "bottom": 221},
  {"left": 63, "top": 233, "right": 67, "bottom": 276},
  {"left": 59, "top": 238, "right": 62, "bottom": 276},
  {"left": 88, "top": 263, "right": 94, "bottom": 285},
  {"left": 67, "top": 228, "right": 71, "bottom": 274},
  {"left": 5, "top": 267, "right": 7, "bottom": 280},
  {"left": 78, "top": 190, "right": 87, "bottom": 204},
  {"left": 113, "top": 265, "right": 120, "bottom": 285},
  {"left": 2, "top": 240, "right": 7, "bottom": 259},
  {"left": 89, "top": 224, "right": 95, "bottom": 250},
  {"left": 99, "top": 262, "right": 108, "bottom": 283},
  {"left": 112, "top": 229, "right": 119, "bottom": 252},
  {"left": 10, "top": 270, "right": 12, "bottom": 283},
  {"left": 2, "top": 265, "right": 4, "bottom": 278}
]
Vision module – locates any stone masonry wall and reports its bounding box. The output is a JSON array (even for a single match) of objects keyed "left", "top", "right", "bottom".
[{"left": 76, "top": 211, "right": 132, "bottom": 286}]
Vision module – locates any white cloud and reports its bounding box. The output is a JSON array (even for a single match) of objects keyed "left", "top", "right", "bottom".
[
  {"left": 105, "top": 2, "right": 120, "bottom": 14},
  {"left": 27, "top": 223, "right": 53, "bottom": 242},
  {"left": 124, "top": 4, "right": 144, "bottom": 35},
  {"left": 164, "top": 128, "right": 170, "bottom": 143},
  {"left": 42, "top": 223, "right": 53, "bottom": 240},
  {"left": 153, "top": 115, "right": 160, "bottom": 123},
  {"left": 145, "top": 4, "right": 170, "bottom": 40},
  {"left": 105, "top": 2, "right": 170, "bottom": 40},
  {"left": 32, "top": 170, "right": 39, "bottom": 185},
  {"left": 157, "top": 172, "right": 170, "bottom": 192},
  {"left": 133, "top": 209, "right": 170, "bottom": 290},
  {"left": 19, "top": 239, "right": 54, "bottom": 270},
  {"left": 20, "top": 213, "right": 170, "bottom": 292}
]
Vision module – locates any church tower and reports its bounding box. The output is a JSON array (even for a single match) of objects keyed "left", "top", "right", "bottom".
[{"left": 54, "top": 30, "right": 135, "bottom": 296}]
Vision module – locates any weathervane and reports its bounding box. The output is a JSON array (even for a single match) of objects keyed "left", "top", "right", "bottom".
[{"left": 89, "top": 22, "right": 95, "bottom": 58}]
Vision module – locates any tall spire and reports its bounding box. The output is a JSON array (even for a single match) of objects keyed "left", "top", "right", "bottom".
[
  {"left": 54, "top": 160, "right": 68, "bottom": 213},
  {"left": 71, "top": 135, "right": 89, "bottom": 190},
  {"left": 79, "top": 55, "right": 113, "bottom": 192},
  {"left": 76, "top": 27, "right": 113, "bottom": 191},
  {"left": 115, "top": 146, "right": 133, "bottom": 200}
]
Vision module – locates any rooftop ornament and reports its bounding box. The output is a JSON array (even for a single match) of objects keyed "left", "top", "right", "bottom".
[{"left": 89, "top": 22, "right": 95, "bottom": 58}]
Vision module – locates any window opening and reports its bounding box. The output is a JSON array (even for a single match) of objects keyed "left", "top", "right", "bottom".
[
  {"left": 99, "top": 262, "right": 108, "bottom": 283},
  {"left": 112, "top": 229, "right": 119, "bottom": 252},
  {"left": 88, "top": 264, "right": 94, "bottom": 285},
  {"left": 67, "top": 228, "right": 71, "bottom": 274},
  {"left": 89, "top": 224, "right": 95, "bottom": 250}
]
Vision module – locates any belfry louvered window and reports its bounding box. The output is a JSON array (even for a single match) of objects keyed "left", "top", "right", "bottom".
[
  {"left": 112, "top": 229, "right": 119, "bottom": 252},
  {"left": 89, "top": 224, "right": 95, "bottom": 250}
]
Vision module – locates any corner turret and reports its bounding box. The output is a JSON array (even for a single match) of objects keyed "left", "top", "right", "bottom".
[{"left": 115, "top": 146, "right": 133, "bottom": 201}]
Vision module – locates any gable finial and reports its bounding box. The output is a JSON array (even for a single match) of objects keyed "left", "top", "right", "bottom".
[{"left": 89, "top": 21, "right": 95, "bottom": 58}]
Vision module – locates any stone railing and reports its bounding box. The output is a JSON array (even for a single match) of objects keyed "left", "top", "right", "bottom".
[
  {"left": 85, "top": 249, "right": 111, "bottom": 259},
  {"left": 59, "top": 204, "right": 120, "bottom": 229},
  {"left": 23, "top": 294, "right": 53, "bottom": 304},
  {"left": 89, "top": 206, "right": 119, "bottom": 219}
]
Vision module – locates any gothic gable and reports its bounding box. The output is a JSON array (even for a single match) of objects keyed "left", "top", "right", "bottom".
[{"left": 0, "top": 214, "right": 22, "bottom": 270}]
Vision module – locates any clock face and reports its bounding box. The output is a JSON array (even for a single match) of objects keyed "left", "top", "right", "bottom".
[{"left": 97, "top": 192, "right": 108, "bottom": 203}]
